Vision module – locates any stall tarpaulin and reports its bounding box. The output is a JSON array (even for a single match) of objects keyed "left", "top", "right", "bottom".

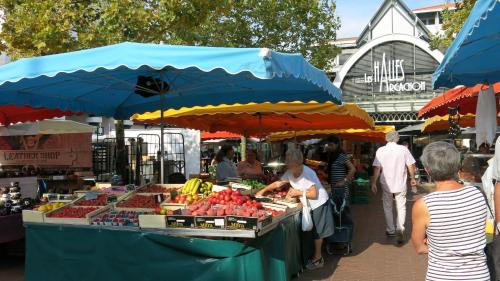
[
  {"left": 432, "top": 0, "right": 500, "bottom": 89},
  {"left": 421, "top": 114, "right": 500, "bottom": 133},
  {"left": 132, "top": 102, "right": 374, "bottom": 136},
  {"left": 25, "top": 214, "right": 302, "bottom": 281},
  {"left": 266, "top": 126, "right": 395, "bottom": 143},
  {"left": 0, "top": 42, "right": 342, "bottom": 119},
  {"left": 418, "top": 83, "right": 500, "bottom": 118},
  {"left": 201, "top": 131, "right": 243, "bottom": 141},
  {"left": 0, "top": 105, "right": 78, "bottom": 126}
]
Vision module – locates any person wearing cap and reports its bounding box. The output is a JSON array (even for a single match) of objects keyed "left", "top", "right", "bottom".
[{"left": 371, "top": 131, "right": 417, "bottom": 243}]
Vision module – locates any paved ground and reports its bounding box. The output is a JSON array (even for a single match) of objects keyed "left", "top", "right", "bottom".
[
  {"left": 0, "top": 240, "right": 24, "bottom": 281},
  {"left": 297, "top": 190, "right": 428, "bottom": 281},
  {"left": 1, "top": 190, "right": 428, "bottom": 281}
]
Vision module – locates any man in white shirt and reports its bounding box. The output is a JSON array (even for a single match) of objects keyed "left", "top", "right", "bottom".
[
  {"left": 489, "top": 137, "right": 500, "bottom": 233},
  {"left": 371, "top": 131, "right": 417, "bottom": 243}
]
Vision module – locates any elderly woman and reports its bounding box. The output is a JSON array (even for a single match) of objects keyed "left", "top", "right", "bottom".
[
  {"left": 412, "top": 141, "right": 489, "bottom": 281},
  {"left": 256, "top": 146, "right": 333, "bottom": 270},
  {"left": 237, "top": 149, "right": 263, "bottom": 178}
]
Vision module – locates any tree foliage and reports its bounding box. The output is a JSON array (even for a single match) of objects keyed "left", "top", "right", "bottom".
[
  {"left": 429, "top": 0, "right": 476, "bottom": 51},
  {"left": 0, "top": 0, "right": 340, "bottom": 69}
]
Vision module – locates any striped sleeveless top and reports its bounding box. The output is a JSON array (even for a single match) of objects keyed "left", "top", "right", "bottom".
[{"left": 423, "top": 186, "right": 489, "bottom": 281}]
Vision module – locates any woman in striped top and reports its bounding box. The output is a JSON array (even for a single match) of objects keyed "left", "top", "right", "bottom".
[{"left": 412, "top": 141, "right": 489, "bottom": 281}]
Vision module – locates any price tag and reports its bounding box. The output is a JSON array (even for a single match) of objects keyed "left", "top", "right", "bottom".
[
  {"left": 214, "top": 219, "right": 225, "bottom": 227},
  {"left": 85, "top": 191, "right": 98, "bottom": 200}
]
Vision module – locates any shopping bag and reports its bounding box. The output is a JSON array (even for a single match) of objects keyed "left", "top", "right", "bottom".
[{"left": 301, "top": 190, "right": 313, "bottom": 232}]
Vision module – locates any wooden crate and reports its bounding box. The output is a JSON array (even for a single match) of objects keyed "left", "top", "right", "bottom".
[
  {"left": 226, "top": 215, "right": 272, "bottom": 231},
  {"left": 22, "top": 210, "right": 45, "bottom": 223},
  {"left": 160, "top": 202, "right": 187, "bottom": 211},
  {"left": 44, "top": 205, "right": 111, "bottom": 225},
  {"left": 138, "top": 214, "right": 167, "bottom": 229},
  {"left": 114, "top": 191, "right": 167, "bottom": 210},
  {"left": 194, "top": 216, "right": 226, "bottom": 229}
]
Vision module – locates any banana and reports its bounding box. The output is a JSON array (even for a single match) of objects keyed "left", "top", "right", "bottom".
[
  {"left": 183, "top": 179, "right": 195, "bottom": 194},
  {"left": 205, "top": 182, "right": 213, "bottom": 191},
  {"left": 192, "top": 179, "right": 202, "bottom": 195}
]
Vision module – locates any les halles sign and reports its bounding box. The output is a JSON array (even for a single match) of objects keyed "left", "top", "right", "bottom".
[{"left": 353, "top": 53, "right": 426, "bottom": 93}]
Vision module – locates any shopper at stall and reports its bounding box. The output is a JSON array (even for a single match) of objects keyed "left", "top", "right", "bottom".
[
  {"left": 237, "top": 149, "right": 263, "bottom": 179},
  {"left": 325, "top": 136, "right": 356, "bottom": 192},
  {"left": 371, "top": 131, "right": 416, "bottom": 243},
  {"left": 214, "top": 145, "right": 238, "bottom": 181},
  {"left": 256, "top": 146, "right": 333, "bottom": 270},
  {"left": 412, "top": 141, "right": 490, "bottom": 281}
]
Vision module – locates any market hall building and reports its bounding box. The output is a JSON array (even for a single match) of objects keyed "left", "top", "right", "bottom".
[{"left": 331, "top": 0, "right": 454, "bottom": 126}]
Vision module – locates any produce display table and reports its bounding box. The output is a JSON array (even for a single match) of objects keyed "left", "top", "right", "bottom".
[
  {"left": 25, "top": 213, "right": 303, "bottom": 281},
  {"left": 0, "top": 213, "right": 24, "bottom": 243}
]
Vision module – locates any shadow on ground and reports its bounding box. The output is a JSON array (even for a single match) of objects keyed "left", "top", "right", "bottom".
[{"left": 295, "top": 187, "right": 428, "bottom": 281}]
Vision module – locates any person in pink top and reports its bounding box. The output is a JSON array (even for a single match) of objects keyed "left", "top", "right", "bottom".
[
  {"left": 237, "top": 149, "right": 263, "bottom": 179},
  {"left": 371, "top": 131, "right": 417, "bottom": 243}
]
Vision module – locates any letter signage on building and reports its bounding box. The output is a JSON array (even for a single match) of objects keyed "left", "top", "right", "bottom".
[
  {"left": 0, "top": 133, "right": 92, "bottom": 168},
  {"left": 356, "top": 52, "right": 426, "bottom": 93}
]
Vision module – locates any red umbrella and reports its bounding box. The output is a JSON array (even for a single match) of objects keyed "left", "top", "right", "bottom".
[
  {"left": 200, "top": 131, "right": 243, "bottom": 141},
  {"left": 418, "top": 83, "right": 500, "bottom": 118},
  {"left": 0, "top": 105, "right": 78, "bottom": 125}
]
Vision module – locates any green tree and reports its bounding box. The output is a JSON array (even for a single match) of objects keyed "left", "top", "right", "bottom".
[
  {"left": 0, "top": 0, "right": 340, "bottom": 69},
  {"left": 429, "top": 0, "right": 476, "bottom": 51},
  {"left": 198, "top": 0, "right": 340, "bottom": 69}
]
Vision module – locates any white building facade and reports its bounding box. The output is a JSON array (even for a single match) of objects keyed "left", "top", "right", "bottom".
[{"left": 332, "top": 0, "right": 454, "bottom": 124}]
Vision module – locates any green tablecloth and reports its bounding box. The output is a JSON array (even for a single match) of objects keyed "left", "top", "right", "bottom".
[{"left": 25, "top": 214, "right": 303, "bottom": 281}]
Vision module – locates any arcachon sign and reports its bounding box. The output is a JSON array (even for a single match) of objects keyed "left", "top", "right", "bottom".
[
  {"left": 356, "top": 53, "right": 426, "bottom": 93},
  {"left": 0, "top": 133, "right": 91, "bottom": 167}
]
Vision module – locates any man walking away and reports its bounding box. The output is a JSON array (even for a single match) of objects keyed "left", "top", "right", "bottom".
[{"left": 371, "top": 131, "right": 417, "bottom": 243}]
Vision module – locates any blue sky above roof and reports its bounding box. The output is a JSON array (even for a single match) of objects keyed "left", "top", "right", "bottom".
[{"left": 336, "top": 0, "right": 448, "bottom": 38}]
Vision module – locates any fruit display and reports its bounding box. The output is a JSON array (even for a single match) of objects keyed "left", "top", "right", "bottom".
[
  {"left": 74, "top": 194, "right": 111, "bottom": 206},
  {"left": 47, "top": 207, "right": 98, "bottom": 218},
  {"left": 171, "top": 193, "right": 200, "bottom": 205},
  {"left": 116, "top": 194, "right": 162, "bottom": 209},
  {"left": 266, "top": 185, "right": 291, "bottom": 199},
  {"left": 35, "top": 202, "right": 67, "bottom": 213},
  {"left": 181, "top": 179, "right": 213, "bottom": 197},
  {"left": 91, "top": 210, "right": 151, "bottom": 227},
  {"left": 182, "top": 189, "right": 265, "bottom": 217}
]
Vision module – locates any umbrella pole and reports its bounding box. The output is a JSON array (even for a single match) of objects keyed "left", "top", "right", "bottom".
[{"left": 160, "top": 107, "right": 164, "bottom": 184}]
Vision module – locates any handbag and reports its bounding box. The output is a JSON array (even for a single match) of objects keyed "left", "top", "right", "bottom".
[
  {"left": 301, "top": 190, "right": 313, "bottom": 232},
  {"left": 477, "top": 187, "right": 500, "bottom": 280}
]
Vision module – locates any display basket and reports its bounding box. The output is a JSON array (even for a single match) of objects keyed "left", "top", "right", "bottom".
[{"left": 44, "top": 204, "right": 111, "bottom": 225}]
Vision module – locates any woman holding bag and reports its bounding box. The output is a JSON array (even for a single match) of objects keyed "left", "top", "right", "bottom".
[{"left": 257, "top": 145, "right": 333, "bottom": 270}]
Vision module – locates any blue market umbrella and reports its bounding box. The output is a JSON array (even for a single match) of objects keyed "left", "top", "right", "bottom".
[
  {"left": 0, "top": 42, "right": 341, "bottom": 183},
  {"left": 0, "top": 42, "right": 341, "bottom": 119},
  {"left": 433, "top": 0, "right": 500, "bottom": 88}
]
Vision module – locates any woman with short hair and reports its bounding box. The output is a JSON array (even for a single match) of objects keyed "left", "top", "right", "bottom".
[
  {"left": 412, "top": 141, "right": 489, "bottom": 281},
  {"left": 214, "top": 145, "right": 238, "bottom": 181},
  {"left": 256, "top": 146, "right": 333, "bottom": 270}
]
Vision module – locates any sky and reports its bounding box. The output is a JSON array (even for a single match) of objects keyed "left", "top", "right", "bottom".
[{"left": 336, "top": 0, "right": 448, "bottom": 38}]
